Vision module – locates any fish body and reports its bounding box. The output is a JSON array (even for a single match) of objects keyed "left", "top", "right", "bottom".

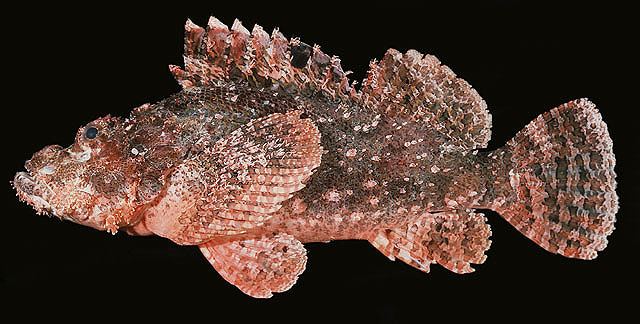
[
  {"left": 13, "top": 17, "right": 618, "bottom": 298},
  {"left": 132, "top": 84, "right": 493, "bottom": 243}
]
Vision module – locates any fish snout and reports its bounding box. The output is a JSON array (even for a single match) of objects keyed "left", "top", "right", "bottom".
[
  {"left": 13, "top": 171, "right": 53, "bottom": 215},
  {"left": 25, "top": 144, "right": 64, "bottom": 172},
  {"left": 14, "top": 171, "right": 35, "bottom": 196}
]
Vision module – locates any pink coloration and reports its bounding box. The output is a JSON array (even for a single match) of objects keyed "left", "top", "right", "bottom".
[
  {"left": 13, "top": 16, "right": 619, "bottom": 298},
  {"left": 363, "top": 179, "right": 377, "bottom": 189}
]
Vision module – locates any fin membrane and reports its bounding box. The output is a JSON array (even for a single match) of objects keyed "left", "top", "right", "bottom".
[
  {"left": 369, "top": 210, "right": 492, "bottom": 274},
  {"left": 147, "top": 111, "right": 322, "bottom": 244},
  {"left": 494, "top": 98, "right": 618, "bottom": 259},
  {"left": 360, "top": 49, "right": 492, "bottom": 150},
  {"left": 199, "top": 233, "right": 307, "bottom": 298},
  {"left": 198, "top": 110, "right": 323, "bottom": 232},
  {"left": 172, "top": 17, "right": 491, "bottom": 153},
  {"left": 204, "top": 111, "right": 322, "bottom": 222},
  {"left": 171, "top": 17, "right": 354, "bottom": 98}
]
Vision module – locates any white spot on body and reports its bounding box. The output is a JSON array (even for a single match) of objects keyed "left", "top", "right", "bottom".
[
  {"left": 509, "top": 169, "right": 519, "bottom": 190},
  {"left": 446, "top": 199, "right": 459, "bottom": 208},
  {"left": 363, "top": 179, "right": 377, "bottom": 189},
  {"left": 350, "top": 212, "right": 363, "bottom": 222},
  {"left": 345, "top": 149, "right": 357, "bottom": 158},
  {"left": 291, "top": 198, "right": 307, "bottom": 214},
  {"left": 325, "top": 189, "right": 341, "bottom": 202},
  {"left": 77, "top": 184, "right": 94, "bottom": 195}
]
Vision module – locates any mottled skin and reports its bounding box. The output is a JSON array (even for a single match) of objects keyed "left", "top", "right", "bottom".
[
  {"left": 116, "top": 82, "right": 500, "bottom": 243},
  {"left": 15, "top": 116, "right": 142, "bottom": 232},
  {"left": 14, "top": 17, "right": 618, "bottom": 298}
]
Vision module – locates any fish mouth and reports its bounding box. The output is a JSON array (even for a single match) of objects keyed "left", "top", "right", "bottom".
[
  {"left": 13, "top": 170, "right": 96, "bottom": 225},
  {"left": 13, "top": 171, "right": 54, "bottom": 216}
]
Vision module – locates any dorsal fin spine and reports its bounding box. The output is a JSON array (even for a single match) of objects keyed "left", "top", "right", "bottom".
[
  {"left": 171, "top": 17, "right": 354, "bottom": 100},
  {"left": 171, "top": 17, "right": 491, "bottom": 152},
  {"left": 205, "top": 17, "right": 230, "bottom": 69}
]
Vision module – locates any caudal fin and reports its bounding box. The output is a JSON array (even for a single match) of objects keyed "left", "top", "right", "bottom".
[{"left": 492, "top": 99, "right": 618, "bottom": 259}]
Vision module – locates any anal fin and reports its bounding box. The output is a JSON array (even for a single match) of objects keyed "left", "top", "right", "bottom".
[
  {"left": 368, "top": 210, "right": 492, "bottom": 274},
  {"left": 199, "top": 233, "right": 307, "bottom": 298}
]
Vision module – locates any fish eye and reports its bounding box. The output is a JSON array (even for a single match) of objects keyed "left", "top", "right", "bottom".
[{"left": 85, "top": 127, "right": 98, "bottom": 139}]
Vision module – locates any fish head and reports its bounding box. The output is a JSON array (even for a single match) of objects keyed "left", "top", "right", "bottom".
[{"left": 14, "top": 115, "right": 140, "bottom": 233}]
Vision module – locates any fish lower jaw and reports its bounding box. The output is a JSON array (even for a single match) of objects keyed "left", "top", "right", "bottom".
[{"left": 13, "top": 171, "right": 54, "bottom": 216}]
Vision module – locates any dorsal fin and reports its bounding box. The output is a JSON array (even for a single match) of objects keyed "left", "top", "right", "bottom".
[
  {"left": 171, "top": 17, "right": 492, "bottom": 151},
  {"left": 360, "top": 49, "right": 492, "bottom": 150},
  {"left": 170, "top": 17, "right": 355, "bottom": 99}
]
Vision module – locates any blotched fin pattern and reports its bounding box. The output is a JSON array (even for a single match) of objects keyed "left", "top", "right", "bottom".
[
  {"left": 172, "top": 17, "right": 492, "bottom": 151},
  {"left": 493, "top": 99, "right": 618, "bottom": 259},
  {"left": 200, "top": 233, "right": 307, "bottom": 298},
  {"left": 369, "top": 210, "right": 492, "bottom": 274}
]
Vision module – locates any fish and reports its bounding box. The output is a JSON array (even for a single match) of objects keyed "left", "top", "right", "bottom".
[{"left": 13, "top": 16, "right": 619, "bottom": 298}]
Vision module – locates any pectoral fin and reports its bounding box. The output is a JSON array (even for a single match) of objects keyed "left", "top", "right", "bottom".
[
  {"left": 145, "top": 111, "right": 322, "bottom": 245},
  {"left": 199, "top": 233, "right": 307, "bottom": 298}
]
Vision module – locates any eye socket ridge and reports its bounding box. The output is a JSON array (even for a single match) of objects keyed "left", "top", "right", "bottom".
[{"left": 85, "top": 126, "right": 98, "bottom": 139}]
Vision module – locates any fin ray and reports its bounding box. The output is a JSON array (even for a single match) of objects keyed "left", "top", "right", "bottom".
[
  {"left": 368, "top": 210, "right": 492, "bottom": 274},
  {"left": 492, "top": 98, "right": 618, "bottom": 259},
  {"left": 171, "top": 17, "right": 354, "bottom": 99},
  {"left": 199, "top": 233, "right": 307, "bottom": 298},
  {"left": 182, "top": 110, "right": 322, "bottom": 240},
  {"left": 145, "top": 111, "right": 322, "bottom": 245},
  {"left": 360, "top": 49, "right": 492, "bottom": 150}
]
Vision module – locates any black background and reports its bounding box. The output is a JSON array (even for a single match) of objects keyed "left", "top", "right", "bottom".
[{"left": 2, "top": 1, "right": 638, "bottom": 322}]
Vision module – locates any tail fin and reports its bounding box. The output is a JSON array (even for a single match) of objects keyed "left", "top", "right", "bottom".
[{"left": 492, "top": 99, "right": 618, "bottom": 259}]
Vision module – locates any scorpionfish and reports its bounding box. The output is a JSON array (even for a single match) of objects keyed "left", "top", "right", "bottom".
[{"left": 14, "top": 17, "right": 619, "bottom": 298}]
